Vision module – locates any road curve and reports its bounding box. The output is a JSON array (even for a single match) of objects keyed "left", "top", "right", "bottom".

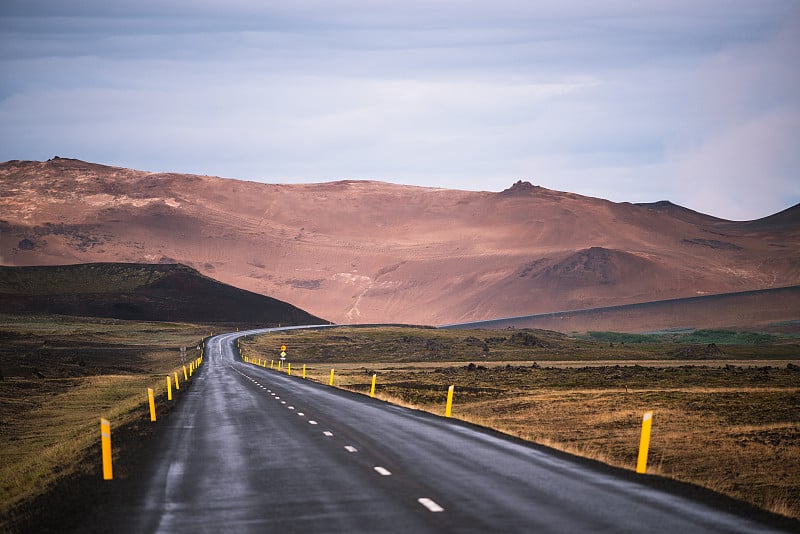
[{"left": 78, "top": 328, "right": 789, "bottom": 533}]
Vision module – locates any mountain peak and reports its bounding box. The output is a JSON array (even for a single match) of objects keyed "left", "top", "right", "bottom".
[{"left": 500, "top": 180, "right": 540, "bottom": 196}]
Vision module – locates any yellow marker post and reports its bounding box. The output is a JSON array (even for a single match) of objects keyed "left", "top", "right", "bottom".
[
  {"left": 167, "top": 375, "right": 173, "bottom": 401},
  {"left": 270, "top": 360, "right": 274, "bottom": 369},
  {"left": 637, "top": 411, "right": 654, "bottom": 474},
  {"left": 100, "top": 418, "right": 113, "bottom": 480},
  {"left": 174, "top": 371, "right": 180, "bottom": 390},
  {"left": 147, "top": 388, "right": 156, "bottom": 422},
  {"left": 287, "top": 363, "right": 291, "bottom": 376},
  {"left": 189, "top": 362, "right": 193, "bottom": 376},
  {"left": 278, "top": 360, "right": 282, "bottom": 371},
  {"left": 302, "top": 364, "right": 306, "bottom": 379},
  {"left": 445, "top": 385, "right": 455, "bottom": 417},
  {"left": 329, "top": 368, "right": 335, "bottom": 386},
  {"left": 370, "top": 374, "right": 377, "bottom": 398},
  {"left": 183, "top": 365, "right": 188, "bottom": 381}
]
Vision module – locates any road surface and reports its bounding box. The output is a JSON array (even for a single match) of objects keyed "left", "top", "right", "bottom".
[{"left": 78, "top": 328, "right": 789, "bottom": 533}]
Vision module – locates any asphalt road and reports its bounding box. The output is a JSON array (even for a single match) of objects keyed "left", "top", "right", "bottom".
[{"left": 79, "top": 328, "right": 789, "bottom": 533}]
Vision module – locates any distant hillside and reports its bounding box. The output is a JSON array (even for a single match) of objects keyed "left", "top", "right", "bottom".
[
  {"left": 0, "top": 263, "right": 326, "bottom": 326},
  {"left": 442, "top": 286, "right": 800, "bottom": 334},
  {"left": 1, "top": 158, "right": 799, "bottom": 326}
]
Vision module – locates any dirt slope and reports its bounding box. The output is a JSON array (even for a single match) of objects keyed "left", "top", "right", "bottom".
[{"left": 1, "top": 158, "right": 798, "bottom": 326}]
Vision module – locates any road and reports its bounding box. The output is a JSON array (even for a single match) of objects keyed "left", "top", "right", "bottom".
[{"left": 79, "top": 328, "right": 788, "bottom": 533}]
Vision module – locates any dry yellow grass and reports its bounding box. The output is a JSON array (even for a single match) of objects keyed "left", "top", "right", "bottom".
[
  {"left": 0, "top": 316, "right": 207, "bottom": 529},
  {"left": 0, "top": 376, "right": 153, "bottom": 511},
  {"left": 273, "top": 360, "right": 800, "bottom": 520}
]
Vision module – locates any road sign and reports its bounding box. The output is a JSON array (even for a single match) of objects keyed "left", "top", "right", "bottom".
[
  {"left": 281, "top": 345, "right": 287, "bottom": 352},
  {"left": 280, "top": 351, "right": 286, "bottom": 359}
]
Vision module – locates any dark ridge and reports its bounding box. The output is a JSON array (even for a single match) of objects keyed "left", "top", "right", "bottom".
[
  {"left": 0, "top": 263, "right": 326, "bottom": 326},
  {"left": 498, "top": 180, "right": 541, "bottom": 196},
  {"left": 634, "top": 200, "right": 726, "bottom": 224},
  {"left": 742, "top": 202, "right": 800, "bottom": 230},
  {"left": 682, "top": 239, "right": 743, "bottom": 251}
]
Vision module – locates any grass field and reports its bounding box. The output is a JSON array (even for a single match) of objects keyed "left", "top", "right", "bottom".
[
  {"left": 0, "top": 315, "right": 208, "bottom": 531},
  {"left": 243, "top": 326, "right": 800, "bottom": 520},
  {"left": 2, "top": 319, "right": 798, "bottom": 529}
]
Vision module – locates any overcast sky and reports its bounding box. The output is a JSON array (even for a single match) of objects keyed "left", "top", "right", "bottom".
[{"left": 1, "top": 1, "right": 798, "bottom": 220}]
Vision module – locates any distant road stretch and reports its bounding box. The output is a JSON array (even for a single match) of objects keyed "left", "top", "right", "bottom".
[{"left": 79, "top": 326, "right": 787, "bottom": 533}]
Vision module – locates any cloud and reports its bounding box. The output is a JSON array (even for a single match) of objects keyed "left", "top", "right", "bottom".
[
  {"left": 1, "top": 0, "right": 798, "bottom": 219},
  {"left": 664, "top": 9, "right": 800, "bottom": 219},
  {"left": 670, "top": 109, "right": 800, "bottom": 220}
]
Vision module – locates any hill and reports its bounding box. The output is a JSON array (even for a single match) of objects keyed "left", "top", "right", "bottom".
[
  {"left": 442, "top": 286, "right": 800, "bottom": 334},
  {"left": 0, "top": 263, "right": 326, "bottom": 326},
  {"left": 1, "top": 158, "right": 799, "bottom": 327}
]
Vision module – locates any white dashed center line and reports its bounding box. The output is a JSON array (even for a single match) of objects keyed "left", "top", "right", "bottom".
[
  {"left": 288, "top": 406, "right": 295, "bottom": 410},
  {"left": 373, "top": 466, "right": 392, "bottom": 476},
  {"left": 344, "top": 446, "right": 358, "bottom": 453},
  {"left": 308, "top": 420, "right": 317, "bottom": 425},
  {"left": 323, "top": 431, "right": 333, "bottom": 437},
  {"left": 418, "top": 498, "right": 444, "bottom": 513},
  {"left": 297, "top": 412, "right": 305, "bottom": 416}
]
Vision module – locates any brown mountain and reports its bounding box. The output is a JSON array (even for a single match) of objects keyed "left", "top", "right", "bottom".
[{"left": 1, "top": 158, "right": 798, "bottom": 327}]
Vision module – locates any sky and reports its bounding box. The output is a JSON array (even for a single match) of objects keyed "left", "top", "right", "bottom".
[{"left": 1, "top": 1, "right": 798, "bottom": 221}]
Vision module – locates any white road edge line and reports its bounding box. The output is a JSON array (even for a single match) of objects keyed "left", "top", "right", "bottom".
[
  {"left": 418, "top": 498, "right": 444, "bottom": 513},
  {"left": 374, "top": 466, "right": 392, "bottom": 476}
]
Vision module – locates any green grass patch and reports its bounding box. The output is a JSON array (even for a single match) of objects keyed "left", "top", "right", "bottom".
[
  {"left": 580, "top": 331, "right": 662, "bottom": 344},
  {"left": 580, "top": 329, "right": 782, "bottom": 345},
  {"left": 676, "top": 329, "right": 776, "bottom": 344}
]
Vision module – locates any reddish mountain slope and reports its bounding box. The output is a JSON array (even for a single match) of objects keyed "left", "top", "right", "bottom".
[{"left": 1, "top": 158, "right": 798, "bottom": 326}]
